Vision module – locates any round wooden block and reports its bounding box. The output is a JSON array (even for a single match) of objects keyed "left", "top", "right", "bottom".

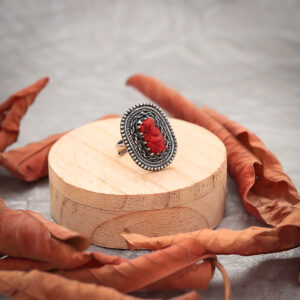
[{"left": 49, "top": 117, "right": 227, "bottom": 249}]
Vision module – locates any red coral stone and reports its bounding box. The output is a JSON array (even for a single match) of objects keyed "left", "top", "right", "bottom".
[{"left": 138, "top": 118, "right": 166, "bottom": 154}]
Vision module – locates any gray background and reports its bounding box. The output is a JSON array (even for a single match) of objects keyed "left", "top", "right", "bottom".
[{"left": 0, "top": 0, "right": 300, "bottom": 299}]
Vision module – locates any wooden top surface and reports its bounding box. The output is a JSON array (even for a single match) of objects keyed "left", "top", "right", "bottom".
[{"left": 49, "top": 117, "right": 226, "bottom": 197}]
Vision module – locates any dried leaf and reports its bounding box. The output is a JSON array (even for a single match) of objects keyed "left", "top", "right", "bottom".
[
  {"left": 144, "top": 260, "right": 213, "bottom": 291},
  {"left": 0, "top": 270, "right": 144, "bottom": 300},
  {"left": 0, "top": 241, "right": 214, "bottom": 293},
  {"left": 58, "top": 238, "right": 214, "bottom": 292},
  {"left": 0, "top": 77, "right": 49, "bottom": 152},
  {"left": 122, "top": 217, "right": 300, "bottom": 253},
  {"left": 0, "top": 269, "right": 203, "bottom": 300},
  {"left": 85, "top": 250, "right": 127, "bottom": 267},
  {"left": 0, "top": 249, "right": 127, "bottom": 273},
  {"left": 0, "top": 205, "right": 91, "bottom": 269},
  {"left": 0, "top": 250, "right": 126, "bottom": 272},
  {"left": 203, "top": 106, "right": 300, "bottom": 225},
  {"left": 126, "top": 74, "right": 300, "bottom": 223},
  {"left": 0, "top": 133, "right": 64, "bottom": 181},
  {"left": 0, "top": 114, "right": 120, "bottom": 181},
  {"left": 0, "top": 257, "right": 53, "bottom": 271}
]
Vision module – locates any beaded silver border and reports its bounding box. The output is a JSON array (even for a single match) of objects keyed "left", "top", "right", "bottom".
[{"left": 120, "top": 103, "right": 177, "bottom": 171}]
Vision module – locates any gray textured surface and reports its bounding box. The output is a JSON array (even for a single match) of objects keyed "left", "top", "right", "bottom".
[{"left": 0, "top": 0, "right": 300, "bottom": 299}]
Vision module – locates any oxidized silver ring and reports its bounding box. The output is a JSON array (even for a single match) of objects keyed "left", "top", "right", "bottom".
[{"left": 116, "top": 103, "right": 177, "bottom": 171}]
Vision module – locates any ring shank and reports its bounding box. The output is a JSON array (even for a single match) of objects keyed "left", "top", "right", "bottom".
[{"left": 116, "top": 140, "right": 128, "bottom": 155}]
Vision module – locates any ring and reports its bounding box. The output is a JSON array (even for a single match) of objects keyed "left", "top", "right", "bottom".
[{"left": 116, "top": 103, "right": 177, "bottom": 171}]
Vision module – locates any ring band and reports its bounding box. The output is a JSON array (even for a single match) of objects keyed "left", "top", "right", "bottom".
[
  {"left": 116, "top": 103, "right": 177, "bottom": 171},
  {"left": 116, "top": 140, "right": 127, "bottom": 155}
]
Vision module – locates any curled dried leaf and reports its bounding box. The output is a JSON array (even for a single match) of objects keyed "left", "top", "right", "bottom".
[
  {"left": 0, "top": 269, "right": 204, "bottom": 300},
  {"left": 0, "top": 77, "right": 49, "bottom": 152},
  {"left": 145, "top": 260, "right": 213, "bottom": 291},
  {"left": 0, "top": 257, "right": 53, "bottom": 271},
  {"left": 0, "top": 270, "right": 143, "bottom": 300},
  {"left": 58, "top": 238, "right": 215, "bottom": 292},
  {"left": 0, "top": 205, "right": 91, "bottom": 269},
  {"left": 0, "top": 239, "right": 214, "bottom": 293},
  {"left": 122, "top": 217, "right": 300, "bottom": 253},
  {"left": 0, "top": 250, "right": 126, "bottom": 272},
  {"left": 0, "top": 133, "right": 64, "bottom": 181},
  {"left": 203, "top": 106, "right": 300, "bottom": 225}
]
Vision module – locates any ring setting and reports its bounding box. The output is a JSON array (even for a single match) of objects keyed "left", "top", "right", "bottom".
[{"left": 116, "top": 103, "right": 177, "bottom": 171}]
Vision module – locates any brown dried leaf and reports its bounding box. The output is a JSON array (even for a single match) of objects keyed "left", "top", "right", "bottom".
[
  {"left": 58, "top": 238, "right": 214, "bottom": 292},
  {"left": 0, "top": 133, "right": 64, "bottom": 181},
  {"left": 144, "top": 260, "right": 213, "bottom": 291},
  {"left": 85, "top": 250, "right": 127, "bottom": 267},
  {"left": 203, "top": 106, "right": 300, "bottom": 225},
  {"left": 0, "top": 249, "right": 126, "bottom": 272},
  {"left": 122, "top": 216, "right": 300, "bottom": 253},
  {"left": 0, "top": 270, "right": 144, "bottom": 300},
  {"left": 0, "top": 257, "right": 53, "bottom": 271},
  {"left": 0, "top": 77, "right": 49, "bottom": 152},
  {"left": 0, "top": 205, "right": 91, "bottom": 269},
  {"left": 0, "top": 114, "right": 120, "bottom": 181},
  {"left": 0, "top": 269, "right": 203, "bottom": 300},
  {"left": 0, "top": 240, "right": 214, "bottom": 293}
]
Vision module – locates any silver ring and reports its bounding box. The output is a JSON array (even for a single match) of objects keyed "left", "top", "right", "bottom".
[{"left": 116, "top": 103, "right": 177, "bottom": 171}]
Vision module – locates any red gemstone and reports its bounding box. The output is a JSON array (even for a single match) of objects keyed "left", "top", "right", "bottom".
[{"left": 138, "top": 118, "right": 166, "bottom": 154}]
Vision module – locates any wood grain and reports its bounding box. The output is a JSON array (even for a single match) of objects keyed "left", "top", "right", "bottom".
[{"left": 49, "top": 117, "right": 227, "bottom": 249}]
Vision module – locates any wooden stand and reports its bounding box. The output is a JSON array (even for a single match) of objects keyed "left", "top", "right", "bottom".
[{"left": 49, "top": 117, "right": 227, "bottom": 249}]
